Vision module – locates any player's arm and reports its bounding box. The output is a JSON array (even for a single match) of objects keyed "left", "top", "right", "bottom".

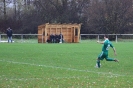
[
  {"left": 112, "top": 47, "right": 117, "bottom": 56},
  {"left": 110, "top": 44, "right": 117, "bottom": 56},
  {"left": 97, "top": 41, "right": 104, "bottom": 44}
]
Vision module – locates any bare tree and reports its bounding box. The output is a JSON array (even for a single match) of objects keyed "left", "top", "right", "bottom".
[
  {"left": 87, "top": 0, "right": 133, "bottom": 34},
  {"left": 3, "top": 0, "right": 6, "bottom": 20},
  {"left": 1, "top": 0, "right": 133, "bottom": 34}
]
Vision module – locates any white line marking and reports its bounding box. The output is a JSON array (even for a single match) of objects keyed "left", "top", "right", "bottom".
[
  {"left": 0, "top": 59, "right": 125, "bottom": 77},
  {"left": 0, "top": 75, "right": 119, "bottom": 81}
]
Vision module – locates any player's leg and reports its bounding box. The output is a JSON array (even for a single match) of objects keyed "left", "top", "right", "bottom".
[
  {"left": 104, "top": 53, "right": 115, "bottom": 61},
  {"left": 96, "top": 59, "right": 100, "bottom": 68},
  {"left": 105, "top": 57, "right": 119, "bottom": 62},
  {"left": 105, "top": 58, "right": 115, "bottom": 61},
  {"left": 96, "top": 52, "right": 104, "bottom": 68}
]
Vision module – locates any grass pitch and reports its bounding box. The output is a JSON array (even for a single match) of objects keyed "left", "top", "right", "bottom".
[{"left": 0, "top": 41, "right": 133, "bottom": 88}]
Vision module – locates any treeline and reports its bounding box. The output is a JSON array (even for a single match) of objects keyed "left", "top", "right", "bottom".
[{"left": 0, "top": 0, "right": 133, "bottom": 34}]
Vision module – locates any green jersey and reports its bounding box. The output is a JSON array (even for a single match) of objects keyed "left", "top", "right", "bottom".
[{"left": 102, "top": 39, "right": 113, "bottom": 53}]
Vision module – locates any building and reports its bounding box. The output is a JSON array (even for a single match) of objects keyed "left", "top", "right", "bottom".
[{"left": 38, "top": 23, "right": 81, "bottom": 43}]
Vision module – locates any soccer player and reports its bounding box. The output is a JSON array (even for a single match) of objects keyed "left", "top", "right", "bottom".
[{"left": 96, "top": 34, "right": 119, "bottom": 68}]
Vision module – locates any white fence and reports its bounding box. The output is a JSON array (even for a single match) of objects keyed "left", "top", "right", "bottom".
[
  {"left": 0, "top": 34, "right": 42, "bottom": 43},
  {"left": 1, "top": 34, "right": 133, "bottom": 43},
  {"left": 80, "top": 34, "right": 133, "bottom": 43}
]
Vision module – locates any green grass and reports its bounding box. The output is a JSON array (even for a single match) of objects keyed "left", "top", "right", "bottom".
[{"left": 0, "top": 42, "right": 133, "bottom": 88}]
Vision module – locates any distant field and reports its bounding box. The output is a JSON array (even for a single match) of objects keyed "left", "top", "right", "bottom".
[{"left": 0, "top": 41, "right": 133, "bottom": 88}]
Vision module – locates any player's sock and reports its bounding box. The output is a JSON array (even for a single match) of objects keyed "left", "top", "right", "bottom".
[
  {"left": 106, "top": 58, "right": 115, "bottom": 61},
  {"left": 97, "top": 60, "right": 100, "bottom": 68}
]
